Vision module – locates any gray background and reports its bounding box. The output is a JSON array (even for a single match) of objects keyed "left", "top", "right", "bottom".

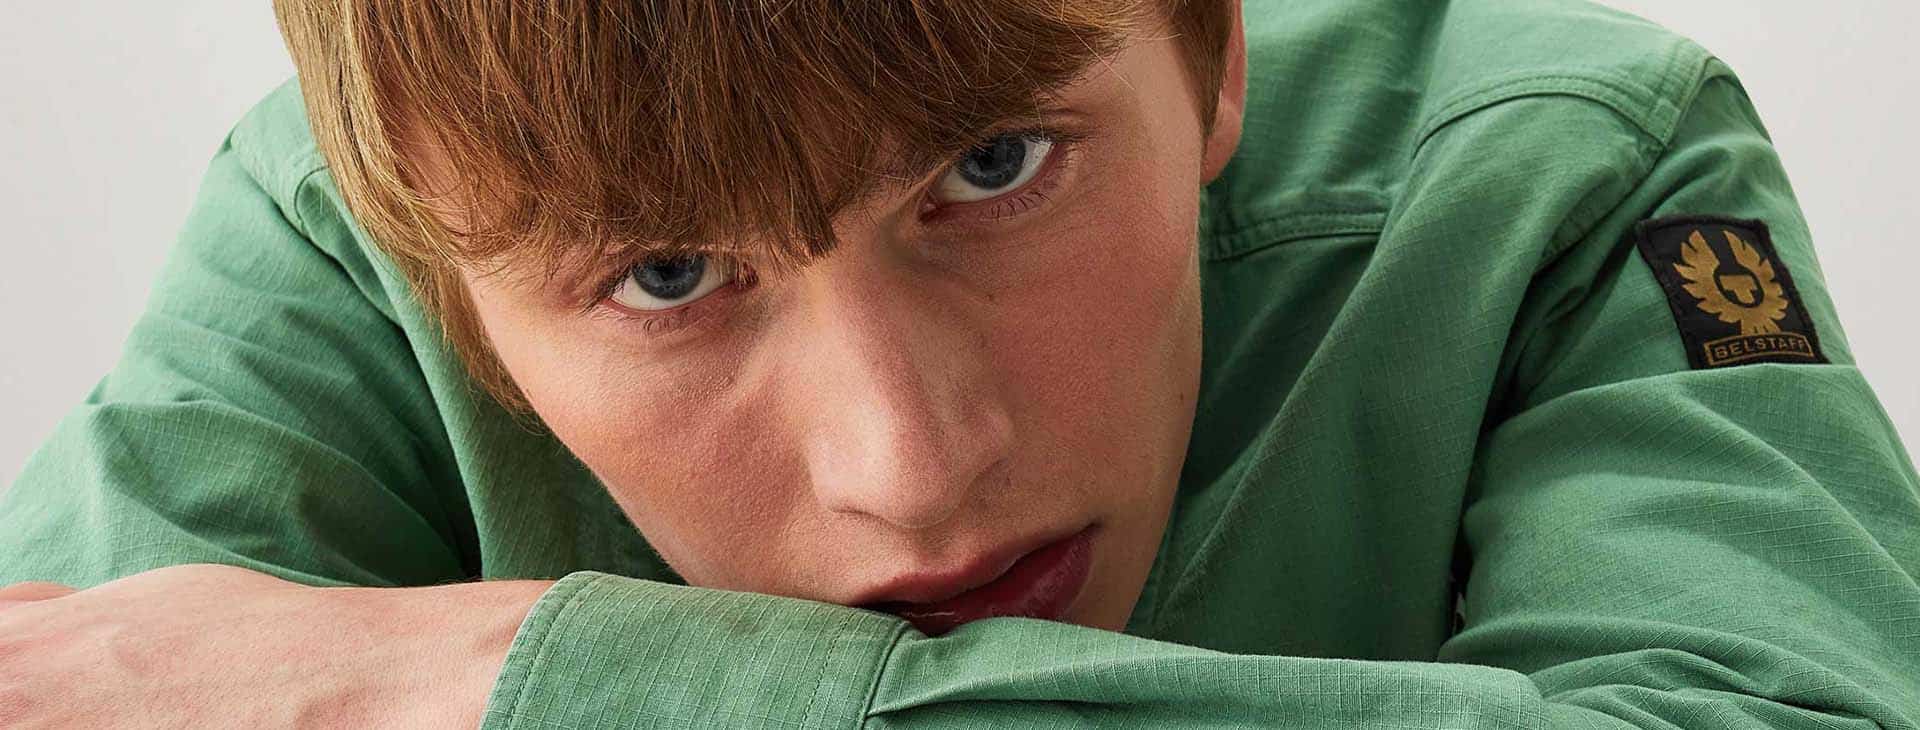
[{"left": 3, "top": 2, "right": 1916, "bottom": 485}]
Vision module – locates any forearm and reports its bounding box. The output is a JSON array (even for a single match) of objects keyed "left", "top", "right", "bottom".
[
  {"left": 477, "top": 570, "right": 1916, "bottom": 729},
  {"left": 0, "top": 565, "right": 554, "bottom": 730}
]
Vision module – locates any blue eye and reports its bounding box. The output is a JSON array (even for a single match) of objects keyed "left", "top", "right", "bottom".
[
  {"left": 609, "top": 255, "right": 731, "bottom": 311},
  {"left": 636, "top": 257, "right": 703, "bottom": 299},
  {"left": 936, "top": 134, "right": 1054, "bottom": 203}
]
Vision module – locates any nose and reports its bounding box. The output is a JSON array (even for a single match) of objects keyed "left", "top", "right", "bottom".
[{"left": 785, "top": 259, "right": 1015, "bottom": 530}]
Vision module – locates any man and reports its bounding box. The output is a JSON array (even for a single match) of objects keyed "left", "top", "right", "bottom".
[{"left": 2, "top": 0, "right": 1916, "bottom": 727}]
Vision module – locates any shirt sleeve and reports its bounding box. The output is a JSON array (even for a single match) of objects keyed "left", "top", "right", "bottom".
[
  {"left": 478, "top": 59, "right": 1920, "bottom": 729},
  {"left": 0, "top": 131, "right": 470, "bottom": 589}
]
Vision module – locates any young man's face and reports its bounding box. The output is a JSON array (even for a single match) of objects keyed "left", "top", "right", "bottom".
[{"left": 455, "top": 32, "right": 1229, "bottom": 635}]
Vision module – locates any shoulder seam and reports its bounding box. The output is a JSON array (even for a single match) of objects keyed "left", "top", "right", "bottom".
[
  {"left": 1412, "top": 35, "right": 1715, "bottom": 157},
  {"left": 284, "top": 163, "right": 331, "bottom": 240},
  {"left": 1537, "top": 55, "right": 1742, "bottom": 265},
  {"left": 223, "top": 77, "right": 327, "bottom": 232},
  {"left": 1403, "top": 46, "right": 1740, "bottom": 265}
]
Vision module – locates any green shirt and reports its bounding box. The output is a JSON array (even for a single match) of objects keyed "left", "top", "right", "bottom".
[{"left": 5, "top": 1, "right": 1918, "bottom": 727}]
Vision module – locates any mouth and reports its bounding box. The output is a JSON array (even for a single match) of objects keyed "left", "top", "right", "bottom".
[{"left": 854, "top": 523, "right": 1097, "bottom": 637}]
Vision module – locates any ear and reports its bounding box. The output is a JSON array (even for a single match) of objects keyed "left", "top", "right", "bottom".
[{"left": 1199, "top": 3, "right": 1247, "bottom": 184}]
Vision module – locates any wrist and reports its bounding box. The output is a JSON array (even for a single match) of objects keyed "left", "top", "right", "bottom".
[{"left": 352, "top": 578, "right": 555, "bottom": 729}]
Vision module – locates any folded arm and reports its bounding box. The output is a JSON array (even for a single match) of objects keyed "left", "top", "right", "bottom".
[
  {"left": 473, "top": 59, "right": 1920, "bottom": 730},
  {"left": 5, "top": 57, "right": 1917, "bottom": 730}
]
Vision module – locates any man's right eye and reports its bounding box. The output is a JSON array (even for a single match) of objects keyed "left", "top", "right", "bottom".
[{"left": 608, "top": 255, "right": 733, "bottom": 311}]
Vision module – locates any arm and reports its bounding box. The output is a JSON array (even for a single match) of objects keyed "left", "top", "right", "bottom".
[
  {"left": 0, "top": 132, "right": 469, "bottom": 589},
  {"left": 4, "top": 55, "right": 1911, "bottom": 730},
  {"left": 0, "top": 564, "right": 547, "bottom": 728},
  {"left": 475, "top": 63, "right": 1920, "bottom": 729},
  {"left": 0, "top": 123, "right": 533, "bottom": 725}
]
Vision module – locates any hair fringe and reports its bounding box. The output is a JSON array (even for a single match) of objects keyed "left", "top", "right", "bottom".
[{"left": 272, "top": 0, "right": 1231, "bottom": 415}]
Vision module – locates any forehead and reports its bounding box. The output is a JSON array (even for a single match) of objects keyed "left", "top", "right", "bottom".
[{"left": 382, "top": 4, "right": 1167, "bottom": 284}]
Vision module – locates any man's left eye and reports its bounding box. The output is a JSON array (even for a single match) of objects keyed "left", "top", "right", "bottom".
[
  {"left": 934, "top": 133, "right": 1055, "bottom": 203},
  {"left": 607, "top": 255, "right": 732, "bottom": 311}
]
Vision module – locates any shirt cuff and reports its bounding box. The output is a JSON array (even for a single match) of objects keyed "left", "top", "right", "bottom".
[{"left": 482, "top": 570, "right": 911, "bottom": 729}]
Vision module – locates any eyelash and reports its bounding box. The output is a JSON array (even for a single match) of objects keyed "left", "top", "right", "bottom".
[
  {"left": 586, "top": 125, "right": 1087, "bottom": 336},
  {"left": 920, "top": 126, "right": 1086, "bottom": 224},
  {"left": 582, "top": 257, "right": 756, "bottom": 337}
]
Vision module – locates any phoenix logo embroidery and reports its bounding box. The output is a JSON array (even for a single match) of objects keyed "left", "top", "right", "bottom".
[{"left": 1672, "top": 229, "right": 1790, "bottom": 335}]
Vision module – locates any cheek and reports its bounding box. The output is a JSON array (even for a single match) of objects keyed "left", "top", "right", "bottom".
[
  {"left": 464, "top": 280, "right": 793, "bottom": 587},
  {"left": 542, "top": 369, "right": 796, "bottom": 587},
  {"left": 1022, "top": 122, "right": 1203, "bottom": 366},
  {"left": 991, "top": 165, "right": 1203, "bottom": 481}
]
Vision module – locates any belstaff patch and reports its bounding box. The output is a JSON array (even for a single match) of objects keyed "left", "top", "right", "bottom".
[{"left": 1632, "top": 215, "right": 1827, "bottom": 370}]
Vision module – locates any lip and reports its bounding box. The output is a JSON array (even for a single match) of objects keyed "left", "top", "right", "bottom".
[{"left": 854, "top": 523, "right": 1097, "bottom": 637}]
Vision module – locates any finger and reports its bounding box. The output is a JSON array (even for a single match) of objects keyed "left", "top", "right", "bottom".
[{"left": 0, "top": 581, "right": 79, "bottom": 602}]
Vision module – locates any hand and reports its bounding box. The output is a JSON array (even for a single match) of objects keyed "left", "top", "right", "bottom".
[{"left": 0, "top": 563, "right": 552, "bottom": 729}]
